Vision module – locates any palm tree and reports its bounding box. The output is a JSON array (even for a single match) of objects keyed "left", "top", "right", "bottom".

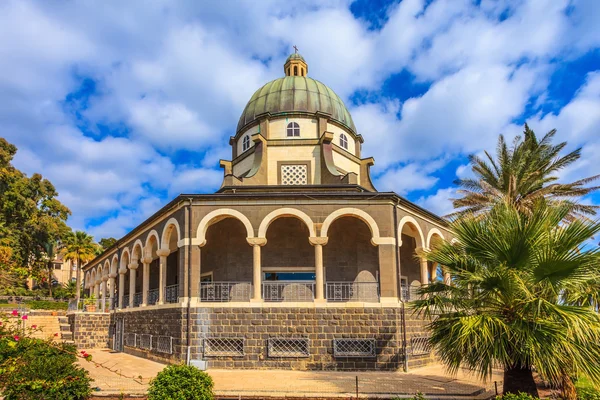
[
  {"left": 451, "top": 124, "right": 599, "bottom": 219},
  {"left": 42, "top": 240, "right": 58, "bottom": 297},
  {"left": 61, "top": 231, "right": 97, "bottom": 304},
  {"left": 412, "top": 201, "right": 600, "bottom": 398}
]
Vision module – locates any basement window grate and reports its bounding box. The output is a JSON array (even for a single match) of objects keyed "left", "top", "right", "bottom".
[
  {"left": 411, "top": 336, "right": 432, "bottom": 356},
  {"left": 154, "top": 336, "right": 173, "bottom": 354},
  {"left": 203, "top": 338, "right": 245, "bottom": 357},
  {"left": 125, "top": 333, "right": 136, "bottom": 347},
  {"left": 333, "top": 338, "right": 376, "bottom": 358},
  {"left": 139, "top": 334, "right": 152, "bottom": 350},
  {"left": 268, "top": 338, "right": 310, "bottom": 358}
]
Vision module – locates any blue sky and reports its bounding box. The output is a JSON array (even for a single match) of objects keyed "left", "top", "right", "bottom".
[{"left": 1, "top": 0, "right": 599, "bottom": 239}]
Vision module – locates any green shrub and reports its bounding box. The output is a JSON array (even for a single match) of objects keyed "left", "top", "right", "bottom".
[
  {"left": 148, "top": 364, "right": 214, "bottom": 400},
  {"left": 578, "top": 387, "right": 600, "bottom": 400},
  {"left": 25, "top": 300, "right": 68, "bottom": 310},
  {"left": 496, "top": 393, "right": 539, "bottom": 400},
  {"left": 0, "top": 336, "right": 92, "bottom": 399}
]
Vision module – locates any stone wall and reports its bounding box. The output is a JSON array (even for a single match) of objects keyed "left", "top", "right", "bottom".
[
  {"left": 68, "top": 313, "right": 111, "bottom": 349},
  {"left": 113, "top": 307, "right": 187, "bottom": 364},
  {"left": 188, "top": 306, "right": 434, "bottom": 371}
]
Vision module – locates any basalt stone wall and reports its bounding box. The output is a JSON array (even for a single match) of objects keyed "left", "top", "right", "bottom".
[
  {"left": 113, "top": 307, "right": 187, "bottom": 364},
  {"left": 188, "top": 306, "right": 434, "bottom": 371},
  {"left": 68, "top": 313, "right": 111, "bottom": 349}
]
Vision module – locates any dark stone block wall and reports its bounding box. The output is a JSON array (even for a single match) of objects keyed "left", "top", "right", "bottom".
[
  {"left": 68, "top": 313, "right": 111, "bottom": 349},
  {"left": 189, "top": 306, "right": 434, "bottom": 371},
  {"left": 113, "top": 307, "right": 187, "bottom": 364}
]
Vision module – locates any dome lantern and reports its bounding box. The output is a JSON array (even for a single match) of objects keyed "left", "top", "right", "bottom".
[{"left": 284, "top": 46, "right": 308, "bottom": 77}]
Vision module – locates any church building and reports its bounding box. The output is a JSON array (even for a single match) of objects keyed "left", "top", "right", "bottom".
[{"left": 77, "top": 52, "right": 452, "bottom": 371}]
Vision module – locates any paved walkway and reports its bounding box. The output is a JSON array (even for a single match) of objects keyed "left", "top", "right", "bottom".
[{"left": 78, "top": 349, "right": 502, "bottom": 398}]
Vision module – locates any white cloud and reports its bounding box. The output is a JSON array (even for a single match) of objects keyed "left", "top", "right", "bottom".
[{"left": 417, "top": 187, "right": 459, "bottom": 217}]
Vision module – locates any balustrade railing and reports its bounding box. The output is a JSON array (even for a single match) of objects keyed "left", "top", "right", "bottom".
[
  {"left": 133, "top": 292, "right": 142, "bottom": 307},
  {"left": 401, "top": 285, "right": 411, "bottom": 301},
  {"left": 165, "top": 284, "right": 179, "bottom": 304},
  {"left": 147, "top": 289, "right": 159, "bottom": 306},
  {"left": 325, "top": 282, "right": 379, "bottom": 302},
  {"left": 200, "top": 282, "right": 252, "bottom": 302},
  {"left": 262, "top": 281, "right": 315, "bottom": 302}
]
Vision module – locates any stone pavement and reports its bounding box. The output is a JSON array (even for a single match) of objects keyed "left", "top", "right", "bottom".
[{"left": 78, "top": 349, "right": 502, "bottom": 398}]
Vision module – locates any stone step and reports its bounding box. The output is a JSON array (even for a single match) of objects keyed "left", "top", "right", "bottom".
[
  {"left": 61, "top": 332, "right": 73, "bottom": 340},
  {"left": 60, "top": 324, "right": 71, "bottom": 332},
  {"left": 58, "top": 316, "right": 68, "bottom": 324}
]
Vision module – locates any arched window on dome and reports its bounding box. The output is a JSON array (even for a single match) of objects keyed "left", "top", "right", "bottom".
[
  {"left": 301, "top": 68, "right": 304, "bottom": 76},
  {"left": 286, "top": 122, "right": 300, "bottom": 137},
  {"left": 294, "top": 66, "right": 298, "bottom": 76},
  {"left": 242, "top": 135, "right": 250, "bottom": 152},
  {"left": 339, "top": 133, "right": 348, "bottom": 150}
]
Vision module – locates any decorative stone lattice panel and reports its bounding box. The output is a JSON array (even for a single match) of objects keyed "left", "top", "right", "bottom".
[
  {"left": 139, "top": 334, "right": 152, "bottom": 350},
  {"left": 281, "top": 164, "right": 308, "bottom": 185},
  {"left": 204, "top": 337, "right": 245, "bottom": 357},
  {"left": 155, "top": 336, "right": 173, "bottom": 354},
  {"left": 268, "top": 338, "right": 310, "bottom": 357},
  {"left": 333, "top": 338, "right": 376, "bottom": 358},
  {"left": 125, "top": 333, "right": 136, "bottom": 347}
]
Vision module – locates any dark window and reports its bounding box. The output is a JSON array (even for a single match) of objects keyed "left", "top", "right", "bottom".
[
  {"left": 242, "top": 135, "right": 250, "bottom": 151},
  {"left": 294, "top": 66, "right": 298, "bottom": 76},
  {"left": 286, "top": 122, "right": 300, "bottom": 137},
  {"left": 263, "top": 272, "right": 316, "bottom": 281},
  {"left": 339, "top": 133, "right": 348, "bottom": 149}
]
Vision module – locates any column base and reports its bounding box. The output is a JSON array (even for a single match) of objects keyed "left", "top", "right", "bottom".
[
  {"left": 314, "top": 298, "right": 327, "bottom": 305},
  {"left": 379, "top": 297, "right": 400, "bottom": 304}
]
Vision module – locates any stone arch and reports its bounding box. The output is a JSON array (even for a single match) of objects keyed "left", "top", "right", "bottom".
[
  {"left": 397, "top": 216, "right": 425, "bottom": 248},
  {"left": 144, "top": 230, "right": 160, "bottom": 257},
  {"left": 131, "top": 240, "right": 144, "bottom": 262},
  {"left": 161, "top": 218, "right": 181, "bottom": 250},
  {"left": 426, "top": 228, "right": 445, "bottom": 250},
  {"left": 258, "top": 208, "right": 316, "bottom": 238},
  {"left": 195, "top": 208, "right": 254, "bottom": 246},
  {"left": 111, "top": 254, "right": 119, "bottom": 275},
  {"left": 320, "top": 208, "right": 381, "bottom": 245},
  {"left": 103, "top": 260, "right": 111, "bottom": 277},
  {"left": 85, "top": 271, "right": 91, "bottom": 288},
  {"left": 120, "top": 247, "right": 131, "bottom": 271}
]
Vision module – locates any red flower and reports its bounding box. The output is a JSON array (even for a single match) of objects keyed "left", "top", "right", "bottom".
[
  {"left": 31, "top": 324, "right": 37, "bottom": 329},
  {"left": 13, "top": 335, "right": 19, "bottom": 341},
  {"left": 11, "top": 310, "right": 18, "bottom": 316},
  {"left": 22, "top": 315, "right": 28, "bottom": 320},
  {"left": 54, "top": 333, "right": 59, "bottom": 337}
]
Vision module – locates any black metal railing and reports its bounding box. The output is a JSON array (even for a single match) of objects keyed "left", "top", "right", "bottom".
[
  {"left": 262, "top": 281, "right": 315, "bottom": 302},
  {"left": 200, "top": 282, "right": 252, "bottom": 302},
  {"left": 165, "top": 284, "right": 179, "bottom": 303},
  {"left": 325, "top": 282, "right": 379, "bottom": 302}
]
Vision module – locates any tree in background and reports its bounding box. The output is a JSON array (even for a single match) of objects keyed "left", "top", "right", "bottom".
[
  {"left": 97, "top": 237, "right": 117, "bottom": 255},
  {"left": 62, "top": 231, "right": 97, "bottom": 303},
  {"left": 451, "top": 125, "right": 599, "bottom": 219},
  {"left": 413, "top": 201, "right": 600, "bottom": 398},
  {"left": 0, "top": 138, "right": 71, "bottom": 288}
]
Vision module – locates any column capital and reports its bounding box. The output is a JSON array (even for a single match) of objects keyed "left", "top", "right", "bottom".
[
  {"left": 308, "top": 237, "right": 328, "bottom": 246},
  {"left": 118, "top": 268, "right": 128, "bottom": 275},
  {"left": 246, "top": 237, "right": 267, "bottom": 247},
  {"left": 142, "top": 256, "right": 153, "bottom": 264},
  {"left": 128, "top": 262, "right": 138, "bottom": 270},
  {"left": 109, "top": 272, "right": 117, "bottom": 279},
  {"left": 102, "top": 275, "right": 109, "bottom": 282},
  {"left": 156, "top": 248, "right": 170, "bottom": 257}
]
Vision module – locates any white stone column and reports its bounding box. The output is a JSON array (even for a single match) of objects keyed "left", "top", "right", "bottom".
[
  {"left": 101, "top": 275, "right": 108, "bottom": 312},
  {"left": 141, "top": 256, "right": 152, "bottom": 306},
  {"left": 118, "top": 267, "right": 127, "bottom": 309},
  {"left": 128, "top": 261, "right": 138, "bottom": 307},
  {"left": 420, "top": 258, "right": 429, "bottom": 285},
  {"left": 108, "top": 272, "right": 117, "bottom": 309},
  {"left": 157, "top": 248, "right": 170, "bottom": 305},
  {"left": 309, "top": 237, "right": 328, "bottom": 301},
  {"left": 247, "top": 238, "right": 267, "bottom": 301},
  {"left": 443, "top": 268, "right": 451, "bottom": 286},
  {"left": 94, "top": 279, "right": 101, "bottom": 308}
]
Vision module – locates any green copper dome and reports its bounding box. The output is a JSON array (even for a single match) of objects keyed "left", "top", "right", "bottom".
[
  {"left": 285, "top": 53, "right": 306, "bottom": 63},
  {"left": 237, "top": 76, "right": 357, "bottom": 135}
]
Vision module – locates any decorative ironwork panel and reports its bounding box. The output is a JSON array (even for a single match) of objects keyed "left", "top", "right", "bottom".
[
  {"left": 125, "top": 333, "right": 137, "bottom": 347},
  {"left": 411, "top": 336, "right": 432, "bottom": 356},
  {"left": 165, "top": 284, "right": 179, "bottom": 304},
  {"left": 204, "top": 338, "right": 245, "bottom": 357},
  {"left": 147, "top": 289, "right": 159, "bottom": 306},
  {"left": 268, "top": 338, "right": 310, "bottom": 358},
  {"left": 133, "top": 292, "right": 142, "bottom": 307},
  {"left": 200, "top": 282, "right": 251, "bottom": 302},
  {"left": 154, "top": 336, "right": 173, "bottom": 354},
  {"left": 281, "top": 164, "right": 308, "bottom": 185},
  {"left": 401, "top": 285, "right": 411, "bottom": 301},
  {"left": 325, "top": 282, "right": 379, "bottom": 302},
  {"left": 139, "top": 334, "right": 152, "bottom": 350},
  {"left": 262, "top": 281, "right": 315, "bottom": 302},
  {"left": 333, "top": 339, "right": 376, "bottom": 358}
]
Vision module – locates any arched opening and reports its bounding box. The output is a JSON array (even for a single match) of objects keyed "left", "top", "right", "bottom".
[
  {"left": 399, "top": 221, "right": 424, "bottom": 300},
  {"left": 301, "top": 67, "right": 304, "bottom": 76},
  {"left": 131, "top": 243, "right": 143, "bottom": 307},
  {"left": 162, "top": 222, "right": 180, "bottom": 303},
  {"left": 428, "top": 233, "right": 444, "bottom": 282},
  {"left": 120, "top": 250, "right": 130, "bottom": 307},
  {"left": 200, "top": 218, "right": 253, "bottom": 301},
  {"left": 146, "top": 233, "right": 159, "bottom": 305},
  {"left": 262, "top": 217, "right": 314, "bottom": 301},
  {"left": 242, "top": 135, "right": 250, "bottom": 152},
  {"left": 286, "top": 122, "right": 300, "bottom": 137},
  {"left": 294, "top": 65, "right": 298, "bottom": 76},
  {"left": 324, "top": 217, "right": 379, "bottom": 302},
  {"left": 339, "top": 133, "right": 348, "bottom": 150}
]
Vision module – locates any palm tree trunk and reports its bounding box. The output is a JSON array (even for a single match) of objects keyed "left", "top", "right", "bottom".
[
  {"left": 560, "top": 375, "right": 577, "bottom": 400},
  {"left": 47, "top": 262, "right": 52, "bottom": 298},
  {"left": 503, "top": 366, "right": 539, "bottom": 397},
  {"left": 68, "top": 259, "right": 73, "bottom": 281},
  {"left": 75, "top": 255, "right": 81, "bottom": 305}
]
